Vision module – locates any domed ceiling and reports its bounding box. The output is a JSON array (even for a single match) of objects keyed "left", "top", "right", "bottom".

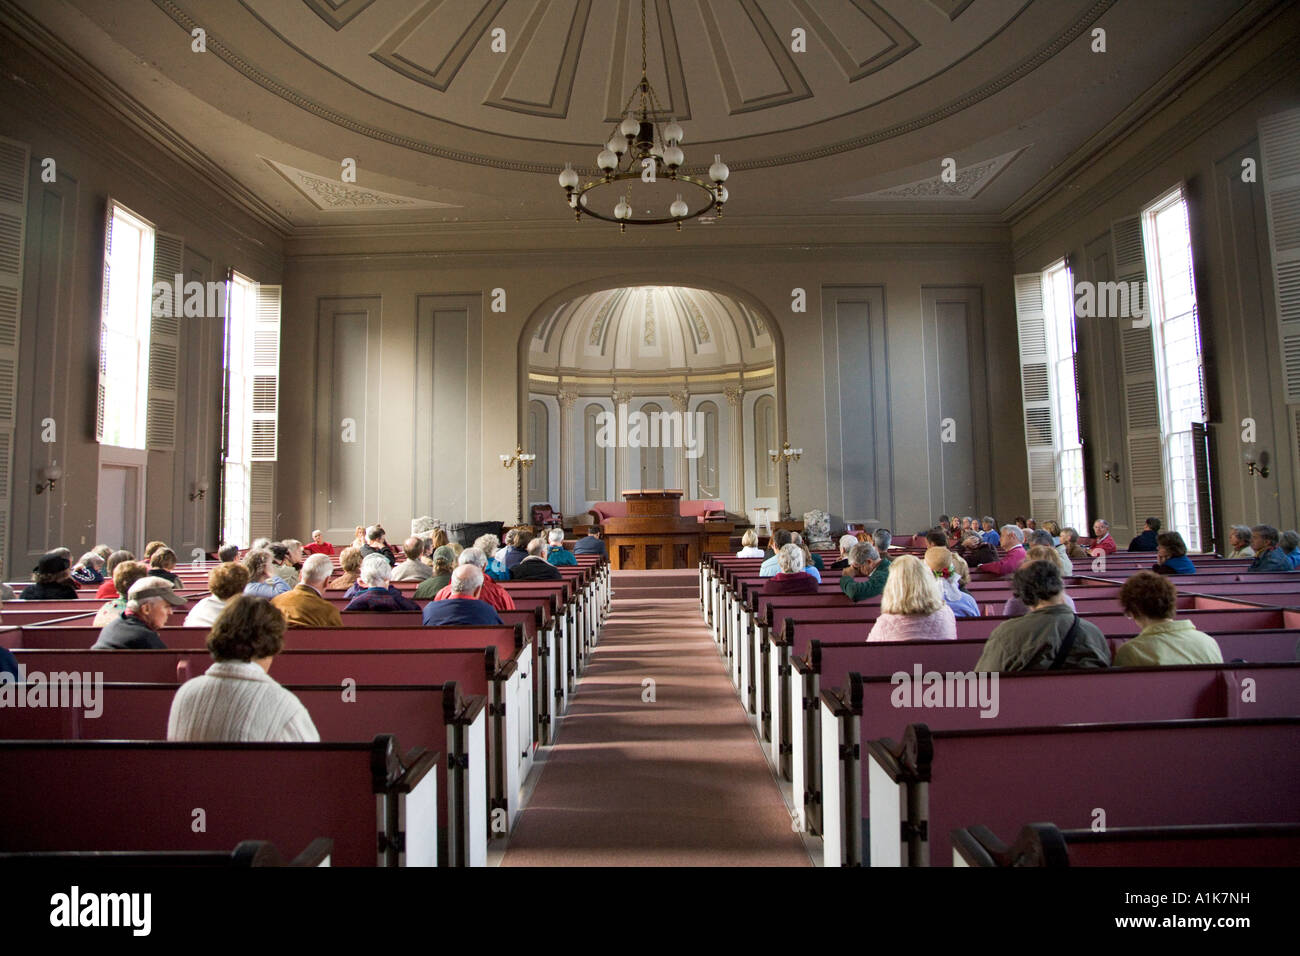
[
  {"left": 530, "top": 286, "right": 773, "bottom": 376},
  {"left": 6, "top": 0, "right": 1261, "bottom": 225}
]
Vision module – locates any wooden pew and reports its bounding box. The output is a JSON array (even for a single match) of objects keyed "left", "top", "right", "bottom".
[
  {"left": 831, "top": 710, "right": 1300, "bottom": 867},
  {"left": 952, "top": 821, "right": 1300, "bottom": 867},
  {"left": 0, "top": 837, "right": 336, "bottom": 867},
  {"left": 0, "top": 735, "right": 437, "bottom": 866}
]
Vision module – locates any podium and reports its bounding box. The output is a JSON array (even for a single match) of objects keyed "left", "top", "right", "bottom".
[{"left": 604, "top": 490, "right": 733, "bottom": 570}]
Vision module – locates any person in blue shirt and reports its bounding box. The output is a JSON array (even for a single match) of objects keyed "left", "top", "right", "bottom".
[
  {"left": 1280, "top": 530, "right": 1300, "bottom": 570},
  {"left": 980, "top": 516, "right": 1000, "bottom": 547},
  {"left": 573, "top": 526, "right": 608, "bottom": 559},
  {"left": 1151, "top": 531, "right": 1196, "bottom": 575},
  {"left": 242, "top": 548, "right": 292, "bottom": 598},
  {"left": 423, "top": 565, "right": 504, "bottom": 626},
  {"left": 476, "top": 533, "right": 512, "bottom": 581},
  {"left": 760, "top": 528, "right": 821, "bottom": 581},
  {"left": 545, "top": 528, "right": 577, "bottom": 566},
  {"left": 1248, "top": 525, "right": 1293, "bottom": 573}
]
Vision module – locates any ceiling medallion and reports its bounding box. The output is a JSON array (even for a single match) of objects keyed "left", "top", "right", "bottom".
[{"left": 558, "top": 0, "right": 729, "bottom": 232}]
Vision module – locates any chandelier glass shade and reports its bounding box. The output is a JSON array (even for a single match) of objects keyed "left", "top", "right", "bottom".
[{"left": 558, "top": 1, "right": 729, "bottom": 231}]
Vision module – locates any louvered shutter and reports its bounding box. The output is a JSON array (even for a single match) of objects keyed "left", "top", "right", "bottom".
[
  {"left": 1014, "top": 273, "right": 1059, "bottom": 521},
  {"left": 0, "top": 137, "right": 28, "bottom": 572},
  {"left": 247, "top": 284, "right": 279, "bottom": 540},
  {"left": 1112, "top": 215, "right": 1166, "bottom": 523},
  {"left": 147, "top": 232, "right": 182, "bottom": 450},
  {"left": 1259, "top": 108, "right": 1300, "bottom": 510}
]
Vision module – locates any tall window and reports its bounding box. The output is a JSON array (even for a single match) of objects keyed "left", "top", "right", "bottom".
[
  {"left": 1142, "top": 187, "right": 1206, "bottom": 550},
  {"left": 1044, "top": 260, "right": 1087, "bottom": 530},
  {"left": 98, "top": 201, "right": 155, "bottom": 448},
  {"left": 222, "top": 272, "right": 256, "bottom": 547}
]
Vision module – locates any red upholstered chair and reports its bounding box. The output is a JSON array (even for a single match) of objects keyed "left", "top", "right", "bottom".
[{"left": 531, "top": 504, "right": 563, "bottom": 528}]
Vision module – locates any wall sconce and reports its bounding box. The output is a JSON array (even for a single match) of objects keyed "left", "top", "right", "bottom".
[
  {"left": 1245, "top": 450, "right": 1270, "bottom": 479},
  {"left": 1102, "top": 460, "right": 1121, "bottom": 483},
  {"left": 34, "top": 461, "right": 62, "bottom": 495},
  {"left": 189, "top": 477, "right": 210, "bottom": 501}
]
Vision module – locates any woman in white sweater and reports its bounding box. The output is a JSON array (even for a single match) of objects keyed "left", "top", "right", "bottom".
[{"left": 167, "top": 594, "right": 319, "bottom": 743}]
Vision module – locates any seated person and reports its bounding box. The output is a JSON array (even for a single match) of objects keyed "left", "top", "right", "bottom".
[
  {"left": 344, "top": 555, "right": 421, "bottom": 612},
  {"left": 971, "top": 525, "right": 1026, "bottom": 576},
  {"left": 1041, "top": 519, "right": 1062, "bottom": 547},
  {"left": 148, "top": 547, "right": 184, "bottom": 587},
  {"left": 423, "top": 565, "right": 504, "bottom": 626},
  {"left": 924, "top": 547, "right": 979, "bottom": 618},
  {"left": 430, "top": 548, "right": 516, "bottom": 611},
  {"left": 267, "top": 544, "right": 299, "bottom": 589},
  {"left": 391, "top": 536, "right": 433, "bottom": 582},
  {"left": 1088, "top": 518, "right": 1118, "bottom": 556},
  {"left": 1027, "top": 529, "right": 1071, "bottom": 576},
  {"left": 1001, "top": 546, "right": 1077, "bottom": 616},
  {"left": 574, "top": 526, "right": 609, "bottom": 559},
  {"left": 1248, "top": 524, "right": 1292, "bottom": 572},
  {"left": 92, "top": 576, "right": 186, "bottom": 649},
  {"left": 185, "top": 562, "right": 250, "bottom": 628},
  {"left": 956, "top": 532, "right": 996, "bottom": 568},
  {"left": 868, "top": 554, "right": 957, "bottom": 642},
  {"left": 792, "top": 532, "right": 823, "bottom": 572},
  {"left": 1128, "top": 517, "right": 1161, "bottom": 552},
  {"left": 20, "top": 552, "right": 80, "bottom": 600},
  {"left": 242, "top": 548, "right": 291, "bottom": 599},
  {"left": 302, "top": 529, "right": 336, "bottom": 557},
  {"left": 325, "top": 546, "right": 363, "bottom": 592},
  {"left": 1151, "top": 531, "right": 1196, "bottom": 575},
  {"left": 828, "top": 534, "right": 857, "bottom": 570},
  {"left": 94, "top": 550, "right": 135, "bottom": 599},
  {"left": 217, "top": 543, "right": 240, "bottom": 563},
  {"left": 501, "top": 529, "right": 529, "bottom": 571},
  {"left": 840, "top": 542, "right": 890, "bottom": 602},
  {"left": 70, "top": 551, "right": 105, "bottom": 586},
  {"left": 1114, "top": 571, "right": 1222, "bottom": 666},
  {"left": 413, "top": 546, "right": 457, "bottom": 598},
  {"left": 475, "top": 533, "right": 512, "bottom": 581},
  {"left": 736, "top": 529, "right": 765, "bottom": 559},
  {"left": 976, "top": 561, "right": 1110, "bottom": 672},
  {"left": 358, "top": 525, "right": 396, "bottom": 566},
  {"left": 545, "top": 527, "right": 577, "bottom": 566},
  {"left": 272, "top": 553, "right": 343, "bottom": 628},
  {"left": 762, "top": 544, "right": 820, "bottom": 595},
  {"left": 167, "top": 595, "right": 319, "bottom": 742},
  {"left": 511, "top": 537, "right": 564, "bottom": 581},
  {"left": 1281, "top": 530, "right": 1300, "bottom": 570},
  {"left": 979, "top": 516, "right": 1000, "bottom": 547},
  {"left": 759, "top": 530, "right": 792, "bottom": 573},
  {"left": 1226, "top": 524, "right": 1255, "bottom": 559},
  {"left": 925, "top": 529, "right": 970, "bottom": 582},
  {"left": 1059, "top": 526, "right": 1090, "bottom": 563},
  {"left": 92, "top": 560, "right": 152, "bottom": 627}
]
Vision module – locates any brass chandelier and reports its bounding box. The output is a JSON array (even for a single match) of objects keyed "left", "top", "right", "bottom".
[{"left": 558, "top": 0, "right": 729, "bottom": 231}]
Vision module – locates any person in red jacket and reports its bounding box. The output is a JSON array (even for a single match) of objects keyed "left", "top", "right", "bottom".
[
  {"left": 971, "top": 525, "right": 1027, "bottom": 577},
  {"left": 1089, "top": 518, "right": 1118, "bottom": 556},
  {"left": 432, "top": 548, "right": 516, "bottom": 612},
  {"left": 302, "top": 529, "right": 336, "bottom": 557}
]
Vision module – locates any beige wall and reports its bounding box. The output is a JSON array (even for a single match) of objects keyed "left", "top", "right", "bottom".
[
  {"left": 279, "top": 225, "right": 1023, "bottom": 539},
  {"left": 1011, "top": 19, "right": 1300, "bottom": 547},
  {"left": 1, "top": 31, "right": 283, "bottom": 574}
]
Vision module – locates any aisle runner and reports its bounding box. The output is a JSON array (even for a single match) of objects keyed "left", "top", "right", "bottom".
[{"left": 502, "top": 572, "right": 810, "bottom": 866}]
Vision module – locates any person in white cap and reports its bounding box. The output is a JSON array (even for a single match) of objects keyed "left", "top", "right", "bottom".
[{"left": 92, "top": 576, "right": 186, "bottom": 649}]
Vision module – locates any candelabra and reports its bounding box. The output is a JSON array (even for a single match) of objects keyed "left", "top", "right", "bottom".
[
  {"left": 768, "top": 440, "right": 803, "bottom": 521},
  {"left": 500, "top": 445, "right": 537, "bottom": 524}
]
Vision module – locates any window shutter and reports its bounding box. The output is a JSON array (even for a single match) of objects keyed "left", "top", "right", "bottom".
[
  {"left": 250, "top": 283, "right": 280, "bottom": 461},
  {"left": 0, "top": 136, "right": 28, "bottom": 572},
  {"left": 147, "top": 232, "right": 183, "bottom": 450},
  {"left": 1112, "top": 215, "right": 1166, "bottom": 522},
  {"left": 249, "top": 460, "right": 275, "bottom": 540},
  {"left": 1190, "top": 422, "right": 1220, "bottom": 554},
  {"left": 96, "top": 201, "right": 114, "bottom": 443},
  {"left": 1014, "top": 272, "right": 1059, "bottom": 522}
]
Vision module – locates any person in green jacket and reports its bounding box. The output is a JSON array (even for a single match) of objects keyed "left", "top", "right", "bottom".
[
  {"left": 840, "top": 542, "right": 890, "bottom": 602},
  {"left": 1114, "top": 571, "right": 1223, "bottom": 666}
]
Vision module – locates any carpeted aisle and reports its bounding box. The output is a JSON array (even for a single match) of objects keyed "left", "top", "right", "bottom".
[{"left": 501, "top": 570, "right": 811, "bottom": 866}]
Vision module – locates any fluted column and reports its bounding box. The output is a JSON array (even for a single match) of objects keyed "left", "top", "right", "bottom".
[
  {"left": 612, "top": 388, "right": 632, "bottom": 494},
  {"left": 725, "top": 384, "right": 745, "bottom": 519},
  {"left": 670, "top": 387, "right": 689, "bottom": 493},
  {"left": 557, "top": 387, "right": 578, "bottom": 517}
]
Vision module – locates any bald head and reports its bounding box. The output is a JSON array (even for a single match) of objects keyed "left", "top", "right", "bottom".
[{"left": 450, "top": 563, "right": 484, "bottom": 596}]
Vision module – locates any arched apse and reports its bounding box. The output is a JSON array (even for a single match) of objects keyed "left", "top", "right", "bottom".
[{"left": 520, "top": 280, "right": 785, "bottom": 521}]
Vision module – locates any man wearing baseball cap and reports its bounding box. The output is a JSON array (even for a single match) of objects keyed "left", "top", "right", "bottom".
[
  {"left": 92, "top": 575, "right": 187, "bottom": 649},
  {"left": 19, "top": 552, "right": 80, "bottom": 601}
]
